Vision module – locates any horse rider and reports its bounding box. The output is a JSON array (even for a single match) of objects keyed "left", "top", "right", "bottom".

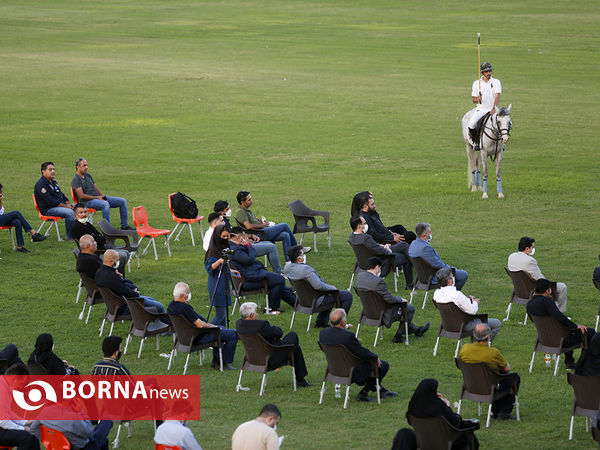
[{"left": 468, "top": 62, "right": 502, "bottom": 150}]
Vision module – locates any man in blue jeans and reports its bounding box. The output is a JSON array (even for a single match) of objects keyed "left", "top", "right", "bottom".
[
  {"left": 34, "top": 161, "right": 75, "bottom": 240},
  {"left": 167, "top": 282, "right": 238, "bottom": 370},
  {"left": 234, "top": 190, "right": 310, "bottom": 261},
  {"left": 71, "top": 158, "right": 132, "bottom": 230}
]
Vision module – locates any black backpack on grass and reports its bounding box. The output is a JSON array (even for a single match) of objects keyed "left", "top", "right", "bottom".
[{"left": 171, "top": 192, "right": 198, "bottom": 219}]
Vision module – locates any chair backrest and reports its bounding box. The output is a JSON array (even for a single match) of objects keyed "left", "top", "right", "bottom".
[
  {"left": 132, "top": 206, "right": 149, "bottom": 228},
  {"left": 0, "top": 359, "right": 8, "bottom": 374},
  {"left": 231, "top": 274, "right": 267, "bottom": 297},
  {"left": 455, "top": 358, "right": 501, "bottom": 397},
  {"left": 287, "top": 199, "right": 314, "bottom": 217},
  {"left": 349, "top": 242, "right": 393, "bottom": 271},
  {"left": 410, "top": 257, "right": 438, "bottom": 287},
  {"left": 528, "top": 314, "right": 572, "bottom": 348},
  {"left": 125, "top": 298, "right": 155, "bottom": 331},
  {"left": 79, "top": 272, "right": 102, "bottom": 303},
  {"left": 169, "top": 314, "right": 217, "bottom": 351},
  {"left": 26, "top": 363, "right": 49, "bottom": 375},
  {"left": 567, "top": 373, "right": 600, "bottom": 413},
  {"left": 318, "top": 341, "right": 373, "bottom": 382},
  {"left": 354, "top": 287, "right": 388, "bottom": 324},
  {"left": 96, "top": 286, "right": 128, "bottom": 317},
  {"left": 40, "top": 424, "right": 71, "bottom": 450},
  {"left": 288, "top": 278, "right": 321, "bottom": 309},
  {"left": 504, "top": 268, "right": 535, "bottom": 300},
  {"left": 32, "top": 193, "right": 43, "bottom": 216},
  {"left": 69, "top": 186, "right": 79, "bottom": 204},
  {"left": 594, "top": 279, "right": 600, "bottom": 292},
  {"left": 433, "top": 301, "right": 472, "bottom": 334},
  {"left": 407, "top": 413, "right": 476, "bottom": 450},
  {"left": 155, "top": 445, "right": 183, "bottom": 450},
  {"left": 237, "top": 333, "right": 275, "bottom": 367},
  {"left": 167, "top": 193, "right": 178, "bottom": 220}
]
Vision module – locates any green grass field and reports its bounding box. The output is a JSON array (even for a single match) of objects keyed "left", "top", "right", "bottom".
[{"left": 1, "top": 0, "right": 600, "bottom": 448}]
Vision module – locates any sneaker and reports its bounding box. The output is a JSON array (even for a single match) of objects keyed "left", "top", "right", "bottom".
[
  {"left": 31, "top": 233, "right": 47, "bottom": 242},
  {"left": 356, "top": 391, "right": 374, "bottom": 402},
  {"left": 264, "top": 309, "right": 281, "bottom": 315},
  {"left": 414, "top": 322, "right": 430, "bottom": 337},
  {"left": 16, "top": 247, "right": 31, "bottom": 253},
  {"left": 380, "top": 388, "right": 398, "bottom": 399},
  {"left": 302, "top": 246, "right": 312, "bottom": 254},
  {"left": 392, "top": 334, "right": 405, "bottom": 344}
]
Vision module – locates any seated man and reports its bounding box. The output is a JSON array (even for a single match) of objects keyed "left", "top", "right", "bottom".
[
  {"left": 459, "top": 323, "right": 520, "bottom": 420},
  {"left": 432, "top": 267, "right": 501, "bottom": 342},
  {"left": 355, "top": 257, "right": 429, "bottom": 344},
  {"left": 73, "top": 204, "right": 129, "bottom": 268},
  {"left": 237, "top": 302, "right": 311, "bottom": 387},
  {"left": 408, "top": 222, "right": 468, "bottom": 290},
  {"left": 284, "top": 244, "right": 352, "bottom": 327},
  {"left": 320, "top": 309, "right": 397, "bottom": 402},
  {"left": 31, "top": 416, "right": 112, "bottom": 450},
  {"left": 154, "top": 400, "right": 202, "bottom": 450},
  {"left": 167, "top": 282, "right": 238, "bottom": 370},
  {"left": 234, "top": 190, "right": 309, "bottom": 262},
  {"left": 34, "top": 161, "right": 75, "bottom": 240},
  {"left": 526, "top": 278, "right": 592, "bottom": 369},
  {"left": 508, "top": 236, "right": 567, "bottom": 312},
  {"left": 348, "top": 215, "right": 413, "bottom": 288},
  {"left": 229, "top": 228, "right": 296, "bottom": 313},
  {"left": 91, "top": 336, "right": 130, "bottom": 376},
  {"left": 71, "top": 158, "right": 132, "bottom": 230},
  {"left": 232, "top": 404, "right": 282, "bottom": 450},
  {"left": 202, "top": 211, "right": 225, "bottom": 251},
  {"left": 354, "top": 191, "right": 416, "bottom": 245},
  {"left": 95, "top": 249, "right": 166, "bottom": 315}
]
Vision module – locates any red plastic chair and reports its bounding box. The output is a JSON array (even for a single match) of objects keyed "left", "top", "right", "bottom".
[
  {"left": 0, "top": 446, "right": 15, "bottom": 449},
  {"left": 155, "top": 445, "right": 183, "bottom": 450},
  {"left": 0, "top": 226, "right": 16, "bottom": 250},
  {"left": 132, "top": 206, "right": 171, "bottom": 261},
  {"left": 32, "top": 194, "right": 64, "bottom": 241},
  {"left": 69, "top": 186, "right": 97, "bottom": 223},
  {"left": 40, "top": 424, "right": 71, "bottom": 450},
  {"left": 167, "top": 193, "right": 204, "bottom": 247}
]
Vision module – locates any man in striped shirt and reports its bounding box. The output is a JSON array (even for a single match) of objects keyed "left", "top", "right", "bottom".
[{"left": 91, "top": 336, "right": 130, "bottom": 375}]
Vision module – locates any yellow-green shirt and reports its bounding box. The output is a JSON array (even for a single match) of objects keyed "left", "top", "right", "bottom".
[{"left": 459, "top": 342, "right": 507, "bottom": 372}]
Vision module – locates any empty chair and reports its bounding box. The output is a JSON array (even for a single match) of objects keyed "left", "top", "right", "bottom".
[
  {"left": 354, "top": 287, "right": 408, "bottom": 347},
  {"left": 96, "top": 286, "right": 133, "bottom": 337},
  {"left": 32, "top": 193, "right": 63, "bottom": 241},
  {"left": 432, "top": 300, "right": 488, "bottom": 357},
  {"left": 288, "top": 278, "right": 339, "bottom": 332},
  {"left": 124, "top": 299, "right": 171, "bottom": 359},
  {"left": 287, "top": 199, "right": 330, "bottom": 252},
  {"left": 69, "top": 186, "right": 97, "bottom": 222},
  {"left": 407, "top": 414, "right": 478, "bottom": 450},
  {"left": 235, "top": 333, "right": 296, "bottom": 396},
  {"left": 167, "top": 193, "right": 204, "bottom": 247},
  {"left": 528, "top": 314, "right": 584, "bottom": 376},
  {"left": 567, "top": 373, "right": 600, "bottom": 440},
  {"left": 455, "top": 358, "right": 520, "bottom": 428},
  {"left": 132, "top": 206, "right": 171, "bottom": 262},
  {"left": 167, "top": 314, "right": 223, "bottom": 375},
  {"left": 348, "top": 242, "right": 398, "bottom": 292},
  {"left": 317, "top": 341, "right": 380, "bottom": 409},
  {"left": 504, "top": 268, "right": 557, "bottom": 324},
  {"left": 0, "top": 226, "right": 16, "bottom": 251},
  {"left": 97, "top": 219, "right": 139, "bottom": 270},
  {"left": 78, "top": 272, "right": 105, "bottom": 324},
  {"left": 409, "top": 256, "right": 451, "bottom": 309},
  {"left": 40, "top": 425, "right": 70, "bottom": 450}
]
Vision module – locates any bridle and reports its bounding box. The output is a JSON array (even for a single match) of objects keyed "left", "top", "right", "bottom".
[{"left": 481, "top": 113, "right": 511, "bottom": 160}]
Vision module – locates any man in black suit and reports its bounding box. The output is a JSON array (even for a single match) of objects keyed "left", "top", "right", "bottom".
[
  {"left": 236, "top": 302, "right": 311, "bottom": 387},
  {"left": 348, "top": 215, "right": 413, "bottom": 288},
  {"left": 526, "top": 278, "right": 593, "bottom": 369},
  {"left": 319, "top": 308, "right": 398, "bottom": 402}
]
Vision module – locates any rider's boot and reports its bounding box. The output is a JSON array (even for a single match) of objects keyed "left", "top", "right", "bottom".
[{"left": 468, "top": 128, "right": 479, "bottom": 150}]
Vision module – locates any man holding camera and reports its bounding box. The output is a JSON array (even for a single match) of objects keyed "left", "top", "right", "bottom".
[{"left": 71, "top": 158, "right": 132, "bottom": 230}]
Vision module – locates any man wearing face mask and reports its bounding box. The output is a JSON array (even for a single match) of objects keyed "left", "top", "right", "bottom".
[
  {"left": 232, "top": 403, "right": 283, "bottom": 450},
  {"left": 167, "top": 282, "right": 238, "bottom": 370},
  {"left": 408, "top": 222, "right": 469, "bottom": 291},
  {"left": 95, "top": 249, "right": 167, "bottom": 316},
  {"left": 508, "top": 236, "right": 567, "bottom": 312},
  {"left": 92, "top": 336, "right": 130, "bottom": 375},
  {"left": 433, "top": 267, "right": 502, "bottom": 342},
  {"left": 284, "top": 245, "right": 353, "bottom": 328},
  {"left": 348, "top": 215, "right": 413, "bottom": 288}
]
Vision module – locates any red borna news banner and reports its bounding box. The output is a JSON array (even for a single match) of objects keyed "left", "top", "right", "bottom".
[{"left": 0, "top": 376, "right": 200, "bottom": 421}]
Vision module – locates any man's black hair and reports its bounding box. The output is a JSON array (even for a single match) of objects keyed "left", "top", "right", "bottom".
[
  {"left": 102, "top": 336, "right": 123, "bottom": 357},
  {"left": 236, "top": 191, "right": 250, "bottom": 205},
  {"left": 287, "top": 244, "right": 304, "bottom": 262},
  {"left": 41, "top": 162, "right": 54, "bottom": 173},
  {"left": 259, "top": 403, "right": 281, "bottom": 418},
  {"left": 350, "top": 215, "right": 363, "bottom": 231},
  {"left": 535, "top": 278, "right": 551, "bottom": 294},
  {"left": 518, "top": 237, "right": 535, "bottom": 252},
  {"left": 207, "top": 212, "right": 221, "bottom": 223},
  {"left": 214, "top": 200, "right": 228, "bottom": 213},
  {"left": 366, "top": 257, "right": 382, "bottom": 270}
]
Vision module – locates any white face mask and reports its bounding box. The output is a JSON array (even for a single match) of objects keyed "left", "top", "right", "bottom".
[
  {"left": 376, "top": 269, "right": 382, "bottom": 278},
  {"left": 362, "top": 224, "right": 369, "bottom": 233},
  {"left": 426, "top": 233, "right": 432, "bottom": 243},
  {"left": 225, "top": 209, "right": 232, "bottom": 217},
  {"left": 186, "top": 292, "right": 192, "bottom": 303},
  {"left": 113, "top": 261, "right": 120, "bottom": 270},
  {"left": 77, "top": 217, "right": 89, "bottom": 224},
  {"left": 302, "top": 254, "right": 307, "bottom": 264},
  {"left": 452, "top": 276, "right": 456, "bottom": 286},
  {"left": 529, "top": 247, "right": 535, "bottom": 256}
]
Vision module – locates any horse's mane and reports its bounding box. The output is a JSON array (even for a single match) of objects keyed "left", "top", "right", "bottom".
[{"left": 498, "top": 107, "right": 510, "bottom": 117}]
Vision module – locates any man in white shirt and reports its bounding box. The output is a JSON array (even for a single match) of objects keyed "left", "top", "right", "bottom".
[
  {"left": 232, "top": 404, "right": 282, "bottom": 450},
  {"left": 507, "top": 236, "right": 567, "bottom": 312},
  {"left": 433, "top": 267, "right": 501, "bottom": 342},
  {"left": 202, "top": 212, "right": 225, "bottom": 251},
  {"left": 467, "top": 62, "right": 502, "bottom": 149},
  {"left": 154, "top": 400, "right": 202, "bottom": 450}
]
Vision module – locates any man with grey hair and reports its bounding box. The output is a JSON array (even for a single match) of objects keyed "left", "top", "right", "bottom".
[
  {"left": 408, "top": 222, "right": 468, "bottom": 290},
  {"left": 319, "top": 308, "right": 397, "bottom": 402},
  {"left": 459, "top": 323, "right": 520, "bottom": 420},
  {"left": 167, "top": 282, "right": 238, "bottom": 370},
  {"left": 433, "top": 267, "right": 501, "bottom": 342},
  {"left": 236, "top": 302, "right": 311, "bottom": 387}
]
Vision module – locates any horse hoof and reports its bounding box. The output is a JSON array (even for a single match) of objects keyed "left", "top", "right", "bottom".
[
  {"left": 498, "top": 192, "right": 505, "bottom": 199},
  {"left": 471, "top": 186, "right": 477, "bottom": 192},
  {"left": 482, "top": 193, "right": 489, "bottom": 199}
]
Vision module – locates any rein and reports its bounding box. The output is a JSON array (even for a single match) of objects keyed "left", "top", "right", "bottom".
[{"left": 480, "top": 114, "right": 510, "bottom": 161}]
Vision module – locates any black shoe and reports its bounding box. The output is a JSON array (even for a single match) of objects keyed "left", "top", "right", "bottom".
[
  {"left": 566, "top": 360, "right": 576, "bottom": 370},
  {"left": 356, "top": 391, "right": 374, "bottom": 402},
  {"left": 121, "top": 225, "right": 134, "bottom": 231},
  {"left": 16, "top": 247, "right": 30, "bottom": 253},
  {"left": 495, "top": 412, "right": 517, "bottom": 420},
  {"left": 31, "top": 233, "right": 47, "bottom": 242},
  {"left": 380, "top": 388, "right": 398, "bottom": 399},
  {"left": 392, "top": 334, "right": 405, "bottom": 344},
  {"left": 297, "top": 379, "right": 313, "bottom": 388},
  {"left": 405, "top": 284, "right": 414, "bottom": 290},
  {"left": 414, "top": 322, "right": 430, "bottom": 337}
]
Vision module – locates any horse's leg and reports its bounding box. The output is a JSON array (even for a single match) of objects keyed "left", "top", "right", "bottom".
[
  {"left": 467, "top": 144, "right": 477, "bottom": 191},
  {"left": 481, "top": 150, "right": 489, "bottom": 199},
  {"left": 496, "top": 150, "right": 504, "bottom": 198}
]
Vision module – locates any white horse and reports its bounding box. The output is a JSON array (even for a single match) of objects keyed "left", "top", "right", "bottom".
[{"left": 461, "top": 105, "right": 512, "bottom": 199}]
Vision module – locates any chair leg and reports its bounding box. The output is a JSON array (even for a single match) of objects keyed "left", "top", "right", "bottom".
[
  {"left": 307, "top": 315, "right": 312, "bottom": 332},
  {"left": 219, "top": 348, "right": 223, "bottom": 372},
  {"left": 124, "top": 334, "right": 131, "bottom": 355},
  {"left": 554, "top": 354, "right": 560, "bottom": 376},
  {"left": 348, "top": 272, "right": 355, "bottom": 291},
  {"left": 259, "top": 374, "right": 267, "bottom": 396},
  {"left": 405, "top": 321, "right": 409, "bottom": 346},
  {"left": 9, "top": 228, "right": 16, "bottom": 250},
  {"left": 99, "top": 318, "right": 106, "bottom": 337},
  {"left": 393, "top": 268, "right": 398, "bottom": 293},
  {"left": 433, "top": 337, "right": 440, "bottom": 356},
  {"left": 112, "top": 423, "right": 122, "bottom": 449},
  {"left": 137, "top": 338, "right": 144, "bottom": 359},
  {"left": 140, "top": 237, "right": 151, "bottom": 256},
  {"left": 231, "top": 295, "right": 239, "bottom": 315},
  {"left": 327, "top": 229, "right": 331, "bottom": 249},
  {"left": 54, "top": 221, "right": 63, "bottom": 242},
  {"left": 152, "top": 238, "right": 158, "bottom": 260},
  {"left": 375, "top": 378, "right": 381, "bottom": 405},
  {"left": 515, "top": 395, "right": 520, "bottom": 421},
  {"left": 292, "top": 367, "right": 297, "bottom": 391},
  {"left": 319, "top": 381, "right": 326, "bottom": 404},
  {"left": 457, "top": 399, "right": 462, "bottom": 413},
  {"left": 79, "top": 301, "right": 87, "bottom": 321},
  {"left": 109, "top": 322, "right": 115, "bottom": 336},
  {"left": 529, "top": 351, "right": 536, "bottom": 372},
  {"left": 199, "top": 349, "right": 204, "bottom": 366},
  {"left": 486, "top": 403, "right": 492, "bottom": 428},
  {"left": 569, "top": 415, "right": 575, "bottom": 440},
  {"left": 343, "top": 385, "right": 351, "bottom": 409},
  {"left": 478, "top": 402, "right": 481, "bottom": 416},
  {"left": 167, "top": 350, "right": 174, "bottom": 370},
  {"left": 183, "top": 353, "right": 190, "bottom": 375},
  {"left": 75, "top": 280, "right": 83, "bottom": 303},
  {"left": 355, "top": 323, "right": 361, "bottom": 339},
  {"left": 290, "top": 311, "right": 296, "bottom": 329},
  {"left": 454, "top": 339, "right": 461, "bottom": 358},
  {"left": 523, "top": 312, "right": 528, "bottom": 325},
  {"left": 313, "top": 232, "right": 317, "bottom": 252},
  {"left": 596, "top": 315, "right": 600, "bottom": 331},
  {"left": 136, "top": 249, "right": 140, "bottom": 269},
  {"left": 586, "top": 416, "right": 589, "bottom": 433},
  {"left": 198, "top": 220, "right": 204, "bottom": 240},
  {"left": 174, "top": 223, "right": 185, "bottom": 242},
  {"left": 409, "top": 287, "right": 416, "bottom": 304},
  {"left": 422, "top": 291, "right": 429, "bottom": 310},
  {"left": 165, "top": 235, "right": 171, "bottom": 257},
  {"left": 374, "top": 327, "right": 379, "bottom": 347},
  {"left": 188, "top": 223, "right": 196, "bottom": 246},
  {"left": 504, "top": 302, "right": 512, "bottom": 322},
  {"left": 156, "top": 335, "right": 160, "bottom": 351}
]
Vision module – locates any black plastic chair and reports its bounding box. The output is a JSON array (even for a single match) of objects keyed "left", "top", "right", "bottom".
[
  {"left": 97, "top": 219, "right": 139, "bottom": 270},
  {"left": 567, "top": 373, "right": 600, "bottom": 440},
  {"left": 432, "top": 300, "right": 487, "bottom": 357},
  {"left": 504, "top": 268, "right": 557, "bottom": 324},
  {"left": 78, "top": 272, "right": 105, "bottom": 324},
  {"left": 348, "top": 241, "right": 398, "bottom": 292},
  {"left": 407, "top": 413, "right": 479, "bottom": 450},
  {"left": 287, "top": 199, "right": 330, "bottom": 252},
  {"left": 354, "top": 287, "right": 408, "bottom": 347},
  {"left": 288, "top": 278, "right": 339, "bottom": 332},
  {"left": 124, "top": 299, "right": 171, "bottom": 359},
  {"left": 409, "top": 257, "right": 454, "bottom": 309},
  {"left": 96, "top": 286, "right": 133, "bottom": 337}
]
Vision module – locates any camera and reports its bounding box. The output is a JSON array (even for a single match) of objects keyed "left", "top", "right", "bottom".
[{"left": 221, "top": 248, "right": 234, "bottom": 256}]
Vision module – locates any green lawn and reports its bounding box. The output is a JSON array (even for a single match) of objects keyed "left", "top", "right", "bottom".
[{"left": 1, "top": 0, "right": 599, "bottom": 448}]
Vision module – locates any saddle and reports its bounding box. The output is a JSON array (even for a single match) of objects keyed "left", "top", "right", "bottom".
[{"left": 469, "top": 112, "right": 491, "bottom": 150}]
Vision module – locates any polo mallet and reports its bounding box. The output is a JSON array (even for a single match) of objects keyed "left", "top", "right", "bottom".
[{"left": 477, "top": 32, "right": 481, "bottom": 102}]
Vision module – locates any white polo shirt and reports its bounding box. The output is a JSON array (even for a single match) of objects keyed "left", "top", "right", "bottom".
[{"left": 471, "top": 76, "right": 502, "bottom": 110}]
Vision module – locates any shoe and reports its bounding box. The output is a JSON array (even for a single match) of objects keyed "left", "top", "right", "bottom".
[
  {"left": 296, "top": 379, "right": 313, "bottom": 388},
  {"left": 222, "top": 364, "right": 236, "bottom": 371},
  {"left": 380, "top": 388, "right": 398, "bottom": 399},
  {"left": 495, "top": 412, "right": 517, "bottom": 420},
  {"left": 264, "top": 309, "right": 281, "bottom": 315},
  {"left": 16, "top": 247, "right": 31, "bottom": 253},
  {"left": 414, "top": 322, "right": 430, "bottom": 337},
  {"left": 405, "top": 284, "right": 414, "bottom": 290},
  {"left": 121, "top": 225, "right": 134, "bottom": 231},
  {"left": 566, "top": 360, "right": 576, "bottom": 370},
  {"left": 31, "top": 233, "right": 47, "bottom": 242},
  {"left": 210, "top": 360, "right": 235, "bottom": 370},
  {"left": 302, "top": 246, "right": 312, "bottom": 254},
  {"left": 392, "top": 334, "right": 405, "bottom": 344},
  {"left": 356, "top": 391, "right": 374, "bottom": 402}
]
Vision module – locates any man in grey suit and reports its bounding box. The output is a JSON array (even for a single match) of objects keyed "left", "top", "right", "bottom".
[
  {"left": 355, "top": 257, "right": 429, "bottom": 343},
  {"left": 284, "top": 245, "right": 353, "bottom": 328},
  {"left": 348, "top": 215, "right": 414, "bottom": 289},
  {"left": 507, "top": 236, "right": 567, "bottom": 312}
]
